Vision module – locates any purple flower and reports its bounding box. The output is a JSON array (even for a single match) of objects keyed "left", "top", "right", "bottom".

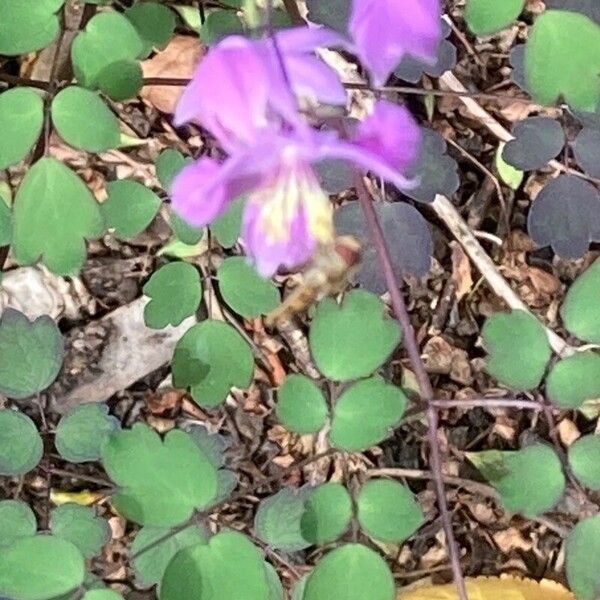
[
  {"left": 172, "top": 104, "right": 420, "bottom": 276},
  {"left": 174, "top": 28, "right": 347, "bottom": 151},
  {"left": 349, "top": 0, "right": 442, "bottom": 86}
]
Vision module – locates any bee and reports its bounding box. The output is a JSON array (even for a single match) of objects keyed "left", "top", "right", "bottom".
[{"left": 265, "top": 235, "right": 362, "bottom": 326}]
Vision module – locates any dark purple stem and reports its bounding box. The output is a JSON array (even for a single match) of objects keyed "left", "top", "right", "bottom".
[{"left": 354, "top": 174, "right": 469, "bottom": 600}]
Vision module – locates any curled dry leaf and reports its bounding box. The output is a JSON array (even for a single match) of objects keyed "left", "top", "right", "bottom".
[
  {"left": 141, "top": 36, "right": 204, "bottom": 114},
  {"left": 397, "top": 576, "right": 574, "bottom": 599}
]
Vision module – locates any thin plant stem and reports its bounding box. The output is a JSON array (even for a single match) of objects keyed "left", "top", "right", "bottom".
[{"left": 354, "top": 174, "right": 469, "bottom": 600}]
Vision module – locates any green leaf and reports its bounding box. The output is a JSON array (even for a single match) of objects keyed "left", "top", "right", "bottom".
[
  {"left": 255, "top": 487, "right": 312, "bottom": 552},
  {"left": 125, "top": 2, "right": 176, "bottom": 58},
  {"left": 96, "top": 59, "right": 144, "bottom": 101},
  {"left": 465, "top": 0, "right": 525, "bottom": 35},
  {"left": 546, "top": 351, "right": 600, "bottom": 408},
  {"left": 567, "top": 513, "right": 600, "bottom": 600},
  {"left": 185, "top": 425, "right": 228, "bottom": 468},
  {"left": 561, "top": 257, "right": 600, "bottom": 343},
  {"left": 101, "top": 423, "right": 219, "bottom": 526},
  {"left": 330, "top": 376, "right": 407, "bottom": 451},
  {"left": 51, "top": 87, "right": 121, "bottom": 152},
  {"left": 495, "top": 142, "right": 524, "bottom": 190},
  {"left": 132, "top": 524, "right": 207, "bottom": 590},
  {"left": 13, "top": 157, "right": 104, "bottom": 275},
  {"left": 357, "top": 479, "right": 424, "bottom": 543},
  {"left": 55, "top": 403, "right": 120, "bottom": 463},
  {"left": 0, "top": 535, "right": 85, "bottom": 600},
  {"left": 172, "top": 320, "right": 254, "bottom": 407},
  {"left": 82, "top": 591, "right": 124, "bottom": 600},
  {"left": 217, "top": 257, "right": 280, "bottom": 318},
  {"left": 568, "top": 435, "right": 600, "bottom": 490},
  {"left": 200, "top": 10, "right": 245, "bottom": 45},
  {"left": 265, "top": 562, "right": 284, "bottom": 600},
  {"left": 301, "top": 483, "right": 353, "bottom": 545},
  {"left": 482, "top": 309, "right": 551, "bottom": 390},
  {"left": 0, "top": 309, "right": 63, "bottom": 399},
  {"left": 525, "top": 10, "right": 600, "bottom": 111},
  {"left": 171, "top": 213, "right": 204, "bottom": 245},
  {"left": 102, "top": 180, "right": 161, "bottom": 240},
  {"left": 310, "top": 290, "right": 401, "bottom": 381},
  {"left": 211, "top": 196, "right": 246, "bottom": 247},
  {"left": 50, "top": 504, "right": 110, "bottom": 559},
  {"left": 0, "top": 0, "right": 65, "bottom": 55},
  {"left": 157, "top": 149, "right": 191, "bottom": 192},
  {"left": 276, "top": 374, "right": 328, "bottom": 435},
  {"left": 143, "top": 262, "right": 202, "bottom": 329},
  {"left": 0, "top": 409, "right": 42, "bottom": 476},
  {"left": 0, "top": 88, "right": 44, "bottom": 169},
  {"left": 0, "top": 500, "right": 37, "bottom": 548},
  {"left": 0, "top": 197, "right": 11, "bottom": 246},
  {"left": 304, "top": 544, "right": 395, "bottom": 600},
  {"left": 71, "top": 12, "right": 143, "bottom": 90},
  {"left": 305, "top": 0, "right": 350, "bottom": 34},
  {"left": 467, "top": 444, "right": 565, "bottom": 517},
  {"left": 160, "top": 531, "right": 270, "bottom": 600}
]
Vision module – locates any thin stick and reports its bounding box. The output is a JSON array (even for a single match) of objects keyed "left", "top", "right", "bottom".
[
  {"left": 354, "top": 175, "right": 469, "bottom": 600},
  {"left": 431, "top": 398, "right": 544, "bottom": 411}
]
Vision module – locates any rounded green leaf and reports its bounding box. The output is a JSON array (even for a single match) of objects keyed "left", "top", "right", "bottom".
[
  {"left": 567, "top": 514, "right": 600, "bottom": 600},
  {"left": 200, "top": 10, "right": 245, "bottom": 45},
  {"left": 131, "top": 524, "right": 207, "bottom": 589},
  {"left": 482, "top": 309, "right": 551, "bottom": 390},
  {"left": 210, "top": 197, "right": 246, "bottom": 248},
  {"left": 467, "top": 444, "right": 565, "bottom": 517},
  {"left": 0, "top": 0, "right": 64, "bottom": 55},
  {"left": 301, "top": 483, "right": 352, "bottom": 545},
  {"left": 102, "top": 179, "right": 161, "bottom": 240},
  {"left": 171, "top": 320, "right": 254, "bottom": 407},
  {"left": 330, "top": 376, "right": 407, "bottom": 451},
  {"left": 0, "top": 88, "right": 44, "bottom": 169},
  {"left": 546, "top": 351, "right": 600, "bottom": 408},
  {"left": 276, "top": 374, "right": 328, "bottom": 435},
  {"left": 13, "top": 157, "right": 104, "bottom": 275},
  {"left": 304, "top": 544, "right": 395, "bottom": 600},
  {"left": 0, "top": 500, "right": 37, "bottom": 548},
  {"left": 525, "top": 10, "right": 600, "bottom": 111},
  {"left": 125, "top": 2, "right": 176, "bottom": 57},
  {"left": 265, "top": 562, "right": 284, "bottom": 600},
  {"left": 255, "top": 487, "right": 312, "bottom": 552},
  {"left": 143, "top": 262, "right": 202, "bottom": 329},
  {"left": 561, "top": 257, "right": 600, "bottom": 343},
  {"left": 171, "top": 213, "right": 204, "bottom": 245},
  {"left": 157, "top": 149, "right": 191, "bottom": 193},
  {"left": 51, "top": 87, "right": 121, "bottom": 152},
  {"left": 96, "top": 59, "right": 144, "bottom": 101},
  {"left": 0, "top": 409, "right": 42, "bottom": 476},
  {"left": 0, "top": 309, "right": 64, "bottom": 399},
  {"left": 160, "top": 531, "right": 269, "bottom": 600},
  {"left": 310, "top": 290, "right": 401, "bottom": 381},
  {"left": 0, "top": 197, "right": 11, "bottom": 246},
  {"left": 50, "top": 504, "right": 110, "bottom": 558},
  {"left": 0, "top": 535, "right": 85, "bottom": 600},
  {"left": 568, "top": 435, "right": 600, "bottom": 490},
  {"left": 357, "top": 479, "right": 424, "bottom": 543},
  {"left": 465, "top": 0, "right": 525, "bottom": 35},
  {"left": 55, "top": 403, "right": 120, "bottom": 463},
  {"left": 102, "top": 423, "right": 218, "bottom": 526},
  {"left": 71, "top": 12, "right": 143, "bottom": 89},
  {"left": 217, "top": 257, "right": 280, "bottom": 318},
  {"left": 83, "top": 590, "right": 124, "bottom": 600}
]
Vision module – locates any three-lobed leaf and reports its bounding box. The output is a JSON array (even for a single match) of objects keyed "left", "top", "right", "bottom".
[
  {"left": 0, "top": 308, "right": 64, "bottom": 399},
  {"left": 101, "top": 423, "right": 218, "bottom": 526},
  {"left": 13, "top": 157, "right": 104, "bottom": 275},
  {"left": 143, "top": 262, "right": 202, "bottom": 329},
  {"left": 568, "top": 435, "right": 600, "bottom": 490},
  {"left": 546, "top": 351, "right": 600, "bottom": 409},
  {"left": 300, "top": 483, "right": 353, "bottom": 545},
  {"left": 124, "top": 2, "right": 176, "bottom": 58},
  {"left": 0, "top": 500, "right": 37, "bottom": 548},
  {"left": 276, "top": 374, "right": 328, "bottom": 435},
  {"left": 0, "top": 409, "right": 43, "bottom": 476},
  {"left": 567, "top": 514, "right": 600, "bottom": 600}
]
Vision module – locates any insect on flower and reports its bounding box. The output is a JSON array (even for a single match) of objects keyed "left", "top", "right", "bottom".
[{"left": 265, "top": 236, "right": 363, "bottom": 326}]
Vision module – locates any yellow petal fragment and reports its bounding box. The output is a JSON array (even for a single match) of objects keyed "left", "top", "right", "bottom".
[
  {"left": 50, "top": 489, "right": 105, "bottom": 506},
  {"left": 397, "top": 575, "right": 574, "bottom": 600}
]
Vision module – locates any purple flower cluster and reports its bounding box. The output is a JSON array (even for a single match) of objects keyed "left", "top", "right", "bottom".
[{"left": 172, "top": 0, "right": 441, "bottom": 277}]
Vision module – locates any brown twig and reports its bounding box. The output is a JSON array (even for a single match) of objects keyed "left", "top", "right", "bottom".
[{"left": 354, "top": 175, "right": 469, "bottom": 600}]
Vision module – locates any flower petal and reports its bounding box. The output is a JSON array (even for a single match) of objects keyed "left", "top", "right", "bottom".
[
  {"left": 350, "top": 0, "right": 442, "bottom": 86},
  {"left": 353, "top": 101, "right": 421, "bottom": 172}
]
